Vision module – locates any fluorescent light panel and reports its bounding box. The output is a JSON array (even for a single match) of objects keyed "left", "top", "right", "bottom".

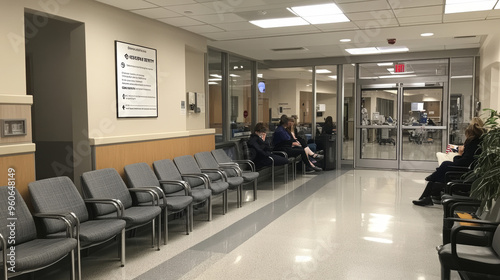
[
  {"left": 377, "top": 62, "right": 393, "bottom": 66},
  {"left": 249, "top": 17, "right": 309, "bottom": 28},
  {"left": 252, "top": 3, "right": 349, "bottom": 29},
  {"left": 309, "top": 69, "right": 332, "bottom": 74},
  {"left": 345, "top": 46, "right": 409, "bottom": 55},
  {"left": 445, "top": 0, "right": 497, "bottom": 14}
]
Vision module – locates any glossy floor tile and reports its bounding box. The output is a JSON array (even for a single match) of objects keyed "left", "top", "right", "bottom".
[{"left": 30, "top": 169, "right": 461, "bottom": 280}]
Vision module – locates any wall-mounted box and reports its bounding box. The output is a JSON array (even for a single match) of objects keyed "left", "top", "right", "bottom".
[
  {"left": 316, "top": 104, "right": 326, "bottom": 112},
  {"left": 2, "top": 119, "right": 27, "bottom": 137}
]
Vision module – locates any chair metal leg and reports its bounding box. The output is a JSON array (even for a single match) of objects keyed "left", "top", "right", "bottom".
[
  {"left": 253, "top": 179, "right": 257, "bottom": 201},
  {"left": 156, "top": 215, "right": 161, "bottom": 251},
  {"left": 189, "top": 204, "right": 194, "bottom": 232},
  {"left": 223, "top": 190, "right": 228, "bottom": 214},
  {"left": 77, "top": 238, "right": 82, "bottom": 280},
  {"left": 441, "top": 265, "right": 450, "bottom": 280},
  {"left": 163, "top": 208, "right": 168, "bottom": 245},
  {"left": 272, "top": 163, "right": 275, "bottom": 190},
  {"left": 185, "top": 207, "right": 190, "bottom": 235},
  {"left": 238, "top": 184, "right": 242, "bottom": 208},
  {"left": 120, "top": 229, "right": 125, "bottom": 267},
  {"left": 70, "top": 249, "right": 76, "bottom": 280},
  {"left": 302, "top": 162, "right": 306, "bottom": 175},
  {"left": 151, "top": 220, "right": 155, "bottom": 248},
  {"left": 208, "top": 196, "right": 213, "bottom": 221}
]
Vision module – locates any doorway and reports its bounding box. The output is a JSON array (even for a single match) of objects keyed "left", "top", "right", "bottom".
[
  {"left": 355, "top": 59, "right": 449, "bottom": 171},
  {"left": 25, "top": 12, "right": 89, "bottom": 187}
]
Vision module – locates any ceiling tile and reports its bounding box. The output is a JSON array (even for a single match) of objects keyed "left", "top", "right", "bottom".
[
  {"left": 189, "top": 13, "right": 246, "bottom": 24},
  {"left": 393, "top": 6, "right": 443, "bottom": 18},
  {"left": 213, "top": 21, "right": 261, "bottom": 31},
  {"left": 337, "top": 0, "right": 392, "bottom": 13},
  {"left": 181, "top": 24, "right": 225, "bottom": 33},
  {"left": 158, "top": 16, "right": 205, "bottom": 26},
  {"left": 235, "top": 8, "right": 296, "bottom": 21},
  {"left": 486, "top": 9, "right": 500, "bottom": 19},
  {"left": 388, "top": 0, "right": 443, "bottom": 9},
  {"left": 146, "top": 0, "right": 197, "bottom": 6},
  {"left": 131, "top": 7, "right": 181, "bottom": 18},
  {"left": 164, "top": 3, "right": 218, "bottom": 15},
  {"left": 398, "top": 14, "right": 442, "bottom": 25},
  {"left": 314, "top": 22, "right": 360, "bottom": 32},
  {"left": 353, "top": 18, "right": 400, "bottom": 28},
  {"left": 96, "top": 0, "right": 156, "bottom": 10},
  {"left": 346, "top": 10, "right": 395, "bottom": 21}
]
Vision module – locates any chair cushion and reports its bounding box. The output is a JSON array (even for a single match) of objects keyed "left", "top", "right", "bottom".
[
  {"left": 227, "top": 176, "right": 244, "bottom": 187},
  {"left": 242, "top": 171, "right": 259, "bottom": 182},
  {"left": 0, "top": 238, "right": 77, "bottom": 271},
  {"left": 439, "top": 243, "right": 500, "bottom": 272},
  {"left": 210, "top": 181, "right": 229, "bottom": 195},
  {"left": 139, "top": 196, "right": 193, "bottom": 212},
  {"left": 48, "top": 219, "right": 126, "bottom": 247},
  {"left": 97, "top": 206, "right": 161, "bottom": 228}
]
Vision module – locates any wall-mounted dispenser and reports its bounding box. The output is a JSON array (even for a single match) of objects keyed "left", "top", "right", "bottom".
[{"left": 187, "top": 92, "right": 201, "bottom": 113}]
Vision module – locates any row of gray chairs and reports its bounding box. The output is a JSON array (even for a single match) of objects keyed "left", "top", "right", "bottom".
[{"left": 0, "top": 149, "right": 260, "bottom": 280}]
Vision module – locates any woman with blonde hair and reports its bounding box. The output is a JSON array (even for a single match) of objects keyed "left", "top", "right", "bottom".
[{"left": 413, "top": 121, "right": 485, "bottom": 206}]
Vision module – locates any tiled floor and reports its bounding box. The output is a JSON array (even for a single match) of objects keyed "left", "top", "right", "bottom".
[{"left": 31, "top": 168, "right": 461, "bottom": 280}]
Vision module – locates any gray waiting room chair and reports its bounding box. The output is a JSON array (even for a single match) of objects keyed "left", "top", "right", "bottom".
[
  {"left": 173, "top": 155, "right": 230, "bottom": 219},
  {"left": 81, "top": 168, "right": 162, "bottom": 251},
  {"left": 28, "top": 176, "right": 126, "bottom": 279},
  {"left": 124, "top": 162, "right": 193, "bottom": 245},
  {"left": 194, "top": 151, "right": 245, "bottom": 208},
  {"left": 211, "top": 149, "right": 260, "bottom": 201},
  {"left": 0, "top": 185, "right": 78, "bottom": 280},
  {"left": 153, "top": 158, "right": 212, "bottom": 228}
]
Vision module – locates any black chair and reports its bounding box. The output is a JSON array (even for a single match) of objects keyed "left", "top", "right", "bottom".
[{"left": 439, "top": 219, "right": 500, "bottom": 279}]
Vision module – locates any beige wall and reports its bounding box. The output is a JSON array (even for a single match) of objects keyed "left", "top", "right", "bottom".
[{"left": 480, "top": 34, "right": 500, "bottom": 113}]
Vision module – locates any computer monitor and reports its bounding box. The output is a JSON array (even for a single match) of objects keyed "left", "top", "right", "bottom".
[{"left": 411, "top": 102, "right": 424, "bottom": 111}]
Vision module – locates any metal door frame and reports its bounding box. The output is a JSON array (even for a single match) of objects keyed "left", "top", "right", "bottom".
[{"left": 355, "top": 75, "right": 449, "bottom": 170}]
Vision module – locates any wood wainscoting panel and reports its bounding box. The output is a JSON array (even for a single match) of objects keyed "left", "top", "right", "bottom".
[
  {"left": 94, "top": 134, "right": 215, "bottom": 176},
  {"left": 0, "top": 153, "right": 36, "bottom": 211}
]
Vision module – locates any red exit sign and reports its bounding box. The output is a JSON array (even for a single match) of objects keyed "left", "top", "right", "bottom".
[{"left": 394, "top": 63, "right": 405, "bottom": 73}]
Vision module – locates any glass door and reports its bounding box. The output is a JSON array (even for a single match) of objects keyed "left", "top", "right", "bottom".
[{"left": 355, "top": 83, "right": 448, "bottom": 170}]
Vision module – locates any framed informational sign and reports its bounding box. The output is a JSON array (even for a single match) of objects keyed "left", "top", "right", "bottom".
[{"left": 115, "top": 41, "right": 158, "bottom": 118}]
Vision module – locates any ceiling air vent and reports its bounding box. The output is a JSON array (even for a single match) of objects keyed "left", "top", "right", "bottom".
[
  {"left": 271, "top": 47, "right": 308, "bottom": 52},
  {"left": 454, "top": 35, "right": 476, "bottom": 39}
]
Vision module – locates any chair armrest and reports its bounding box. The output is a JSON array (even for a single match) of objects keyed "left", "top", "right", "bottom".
[
  {"left": 84, "top": 198, "right": 124, "bottom": 218},
  {"left": 271, "top": 151, "right": 288, "bottom": 159},
  {"left": 129, "top": 188, "right": 161, "bottom": 206},
  {"left": 448, "top": 201, "right": 482, "bottom": 217},
  {"left": 450, "top": 222, "right": 499, "bottom": 257},
  {"left": 158, "top": 180, "right": 191, "bottom": 196},
  {"left": 181, "top": 173, "right": 210, "bottom": 189},
  {"left": 33, "top": 212, "right": 78, "bottom": 238},
  {"left": 218, "top": 164, "right": 243, "bottom": 176},
  {"left": 230, "top": 160, "right": 256, "bottom": 172},
  {"left": 200, "top": 168, "right": 227, "bottom": 182}
]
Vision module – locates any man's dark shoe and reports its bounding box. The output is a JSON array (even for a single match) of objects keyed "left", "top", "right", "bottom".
[
  {"left": 412, "top": 196, "right": 433, "bottom": 206},
  {"left": 305, "top": 167, "right": 315, "bottom": 173}
]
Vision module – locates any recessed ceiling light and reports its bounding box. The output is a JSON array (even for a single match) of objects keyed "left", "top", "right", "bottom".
[
  {"left": 249, "top": 17, "right": 309, "bottom": 28},
  {"left": 208, "top": 82, "right": 218, "bottom": 85},
  {"left": 328, "top": 75, "right": 337, "bottom": 80},
  {"left": 377, "top": 62, "right": 393, "bottom": 66},
  {"left": 421, "top": 33, "right": 434, "bottom": 37},
  {"left": 445, "top": 0, "right": 497, "bottom": 14},
  {"left": 377, "top": 46, "right": 409, "bottom": 53},
  {"left": 451, "top": 75, "right": 473, "bottom": 79},
  {"left": 340, "top": 38, "right": 351, "bottom": 42},
  {"left": 289, "top": 3, "right": 350, "bottom": 24}
]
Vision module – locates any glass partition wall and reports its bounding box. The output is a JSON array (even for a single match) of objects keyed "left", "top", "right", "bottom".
[{"left": 208, "top": 48, "right": 477, "bottom": 170}]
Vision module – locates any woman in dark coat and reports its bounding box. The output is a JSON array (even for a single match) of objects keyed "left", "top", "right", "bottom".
[
  {"left": 247, "top": 123, "right": 289, "bottom": 170},
  {"left": 412, "top": 122, "right": 484, "bottom": 206}
]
